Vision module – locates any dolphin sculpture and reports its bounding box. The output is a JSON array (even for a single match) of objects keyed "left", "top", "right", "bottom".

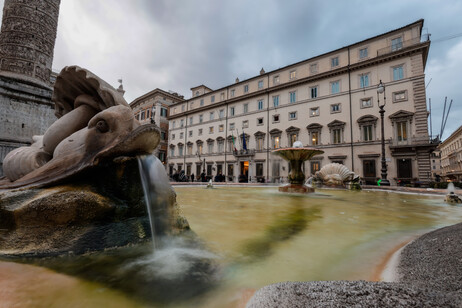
[{"left": 0, "top": 66, "right": 159, "bottom": 189}]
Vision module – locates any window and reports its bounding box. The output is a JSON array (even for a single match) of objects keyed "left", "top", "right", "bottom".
[
  {"left": 200, "top": 99, "right": 204, "bottom": 106},
  {"left": 197, "top": 143, "right": 203, "bottom": 154},
  {"left": 361, "top": 98, "right": 372, "bottom": 108},
  {"left": 219, "top": 109, "right": 224, "bottom": 118},
  {"left": 289, "top": 111, "right": 297, "bottom": 120},
  {"left": 220, "top": 92, "right": 225, "bottom": 100},
  {"left": 178, "top": 145, "right": 184, "bottom": 156},
  {"left": 243, "top": 103, "right": 248, "bottom": 113},
  {"left": 161, "top": 108, "right": 168, "bottom": 117},
  {"left": 229, "top": 123, "right": 235, "bottom": 130},
  {"left": 360, "top": 74, "right": 369, "bottom": 88},
  {"left": 209, "top": 126, "right": 214, "bottom": 134},
  {"left": 290, "top": 70, "right": 296, "bottom": 79},
  {"left": 230, "top": 107, "right": 235, "bottom": 116},
  {"left": 310, "top": 86, "right": 318, "bottom": 99},
  {"left": 397, "top": 121, "right": 407, "bottom": 141},
  {"left": 189, "top": 131, "right": 193, "bottom": 137},
  {"left": 331, "top": 57, "right": 339, "bottom": 67},
  {"left": 189, "top": 117, "right": 193, "bottom": 125},
  {"left": 273, "top": 114, "right": 280, "bottom": 122},
  {"left": 170, "top": 147, "right": 175, "bottom": 157},
  {"left": 161, "top": 131, "right": 166, "bottom": 140},
  {"left": 311, "top": 161, "right": 320, "bottom": 174},
  {"left": 331, "top": 81, "right": 340, "bottom": 94},
  {"left": 172, "top": 121, "right": 176, "bottom": 128},
  {"left": 258, "top": 80, "right": 264, "bottom": 89},
  {"left": 256, "top": 163, "right": 264, "bottom": 177},
  {"left": 199, "top": 114, "right": 203, "bottom": 123},
  {"left": 181, "top": 105, "right": 185, "bottom": 112},
  {"left": 198, "top": 128, "right": 203, "bottom": 135},
  {"left": 393, "top": 65, "right": 404, "bottom": 81},
  {"left": 180, "top": 132, "right": 184, "bottom": 139},
  {"left": 310, "top": 107, "right": 319, "bottom": 117},
  {"left": 258, "top": 100, "right": 264, "bottom": 110},
  {"left": 244, "top": 84, "right": 249, "bottom": 93},
  {"left": 273, "top": 75, "right": 280, "bottom": 85},
  {"left": 180, "top": 119, "right": 184, "bottom": 127},
  {"left": 273, "top": 95, "right": 279, "bottom": 107},
  {"left": 363, "top": 125, "right": 373, "bottom": 141},
  {"left": 195, "top": 91, "right": 200, "bottom": 97},
  {"left": 310, "top": 63, "right": 318, "bottom": 74},
  {"left": 190, "top": 102, "right": 194, "bottom": 108},
  {"left": 391, "top": 37, "right": 402, "bottom": 51},
  {"left": 256, "top": 137, "right": 264, "bottom": 151},
  {"left": 273, "top": 136, "right": 280, "bottom": 149},
  {"left": 289, "top": 133, "right": 297, "bottom": 146},
  {"left": 208, "top": 143, "right": 214, "bottom": 154},
  {"left": 311, "top": 131, "right": 319, "bottom": 145},
  {"left": 218, "top": 140, "right": 224, "bottom": 152},
  {"left": 257, "top": 117, "right": 264, "bottom": 125},
  {"left": 211, "top": 95, "right": 215, "bottom": 103},
  {"left": 171, "top": 133, "right": 175, "bottom": 140},
  {"left": 330, "top": 103, "right": 341, "bottom": 113},
  {"left": 242, "top": 120, "right": 249, "bottom": 128},
  {"left": 359, "top": 47, "right": 368, "bottom": 59},
  {"left": 231, "top": 89, "right": 235, "bottom": 97},
  {"left": 289, "top": 91, "right": 296, "bottom": 103},
  {"left": 187, "top": 144, "right": 193, "bottom": 155},
  {"left": 219, "top": 124, "right": 224, "bottom": 132},
  {"left": 332, "top": 129, "right": 342, "bottom": 144},
  {"left": 209, "top": 112, "right": 214, "bottom": 121},
  {"left": 393, "top": 90, "right": 407, "bottom": 102}
]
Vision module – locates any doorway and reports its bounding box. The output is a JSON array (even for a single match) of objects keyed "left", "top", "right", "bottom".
[
  {"left": 397, "top": 158, "right": 412, "bottom": 179},
  {"left": 239, "top": 161, "right": 249, "bottom": 183}
]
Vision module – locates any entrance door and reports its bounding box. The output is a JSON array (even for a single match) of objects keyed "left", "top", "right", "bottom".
[
  {"left": 397, "top": 158, "right": 412, "bottom": 178},
  {"left": 363, "top": 160, "right": 376, "bottom": 185},
  {"left": 239, "top": 161, "right": 249, "bottom": 182}
]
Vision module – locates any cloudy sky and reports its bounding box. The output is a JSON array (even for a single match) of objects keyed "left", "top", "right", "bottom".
[{"left": 3, "top": 0, "right": 462, "bottom": 140}]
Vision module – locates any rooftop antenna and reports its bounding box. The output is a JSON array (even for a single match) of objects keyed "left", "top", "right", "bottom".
[
  {"left": 439, "top": 97, "right": 447, "bottom": 139},
  {"left": 441, "top": 99, "right": 453, "bottom": 139}
]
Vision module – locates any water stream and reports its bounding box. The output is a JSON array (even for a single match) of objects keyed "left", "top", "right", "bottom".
[{"left": 137, "top": 155, "right": 171, "bottom": 249}]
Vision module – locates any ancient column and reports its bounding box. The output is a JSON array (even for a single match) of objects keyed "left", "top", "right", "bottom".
[{"left": 0, "top": 0, "right": 61, "bottom": 86}]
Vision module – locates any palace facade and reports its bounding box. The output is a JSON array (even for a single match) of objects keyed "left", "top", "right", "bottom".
[
  {"left": 438, "top": 125, "right": 462, "bottom": 182},
  {"left": 167, "top": 19, "right": 435, "bottom": 185},
  {"left": 130, "top": 89, "right": 185, "bottom": 164}
]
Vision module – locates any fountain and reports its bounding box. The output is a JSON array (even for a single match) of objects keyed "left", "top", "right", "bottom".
[
  {"left": 445, "top": 182, "right": 462, "bottom": 204},
  {"left": 272, "top": 141, "right": 324, "bottom": 193},
  {"left": 0, "top": 66, "right": 189, "bottom": 256},
  {"left": 312, "top": 163, "right": 361, "bottom": 190}
]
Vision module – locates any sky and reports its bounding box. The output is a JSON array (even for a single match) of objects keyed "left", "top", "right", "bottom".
[{"left": 2, "top": 0, "right": 462, "bottom": 140}]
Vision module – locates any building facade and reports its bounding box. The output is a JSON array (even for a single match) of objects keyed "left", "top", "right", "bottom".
[
  {"left": 167, "top": 20, "right": 435, "bottom": 185},
  {"left": 438, "top": 125, "right": 462, "bottom": 182},
  {"left": 130, "top": 89, "right": 185, "bottom": 165}
]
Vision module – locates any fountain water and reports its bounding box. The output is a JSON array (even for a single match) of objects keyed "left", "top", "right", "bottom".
[
  {"left": 137, "top": 155, "right": 173, "bottom": 248},
  {"left": 272, "top": 141, "right": 324, "bottom": 193}
]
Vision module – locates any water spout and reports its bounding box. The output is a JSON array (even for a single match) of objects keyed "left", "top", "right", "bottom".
[
  {"left": 138, "top": 155, "right": 172, "bottom": 249},
  {"left": 448, "top": 182, "right": 455, "bottom": 194}
]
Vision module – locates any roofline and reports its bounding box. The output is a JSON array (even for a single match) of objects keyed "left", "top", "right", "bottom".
[
  {"left": 190, "top": 85, "right": 213, "bottom": 91},
  {"left": 439, "top": 125, "right": 462, "bottom": 146},
  {"left": 130, "top": 88, "right": 185, "bottom": 107},
  {"left": 170, "top": 19, "right": 425, "bottom": 106}
]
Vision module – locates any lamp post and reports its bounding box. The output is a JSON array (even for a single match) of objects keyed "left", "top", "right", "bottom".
[{"left": 377, "top": 80, "right": 390, "bottom": 186}]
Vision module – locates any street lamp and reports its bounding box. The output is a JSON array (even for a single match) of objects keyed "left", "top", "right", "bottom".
[{"left": 377, "top": 80, "right": 390, "bottom": 186}]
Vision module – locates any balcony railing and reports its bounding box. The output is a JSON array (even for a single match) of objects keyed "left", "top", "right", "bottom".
[
  {"left": 233, "top": 149, "right": 256, "bottom": 157},
  {"left": 390, "top": 135, "right": 440, "bottom": 147},
  {"left": 377, "top": 37, "right": 422, "bottom": 57}
]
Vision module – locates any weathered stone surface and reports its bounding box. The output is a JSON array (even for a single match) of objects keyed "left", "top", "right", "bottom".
[{"left": 0, "top": 157, "right": 189, "bottom": 256}]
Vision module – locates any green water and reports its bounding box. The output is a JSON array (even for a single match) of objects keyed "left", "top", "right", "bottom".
[{"left": 2, "top": 187, "right": 462, "bottom": 308}]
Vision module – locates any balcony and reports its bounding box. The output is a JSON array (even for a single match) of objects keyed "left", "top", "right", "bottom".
[
  {"left": 377, "top": 37, "right": 422, "bottom": 57},
  {"left": 233, "top": 149, "right": 256, "bottom": 157},
  {"left": 390, "top": 135, "right": 440, "bottom": 148}
]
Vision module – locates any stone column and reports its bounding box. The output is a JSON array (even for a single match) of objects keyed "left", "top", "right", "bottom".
[
  {"left": 0, "top": 0, "right": 61, "bottom": 87},
  {"left": 234, "top": 160, "right": 239, "bottom": 183}
]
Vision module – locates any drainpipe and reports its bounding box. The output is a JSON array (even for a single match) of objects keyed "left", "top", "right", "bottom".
[
  {"left": 348, "top": 47, "right": 354, "bottom": 171},
  {"left": 225, "top": 87, "right": 229, "bottom": 182},
  {"left": 184, "top": 102, "right": 188, "bottom": 172}
]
